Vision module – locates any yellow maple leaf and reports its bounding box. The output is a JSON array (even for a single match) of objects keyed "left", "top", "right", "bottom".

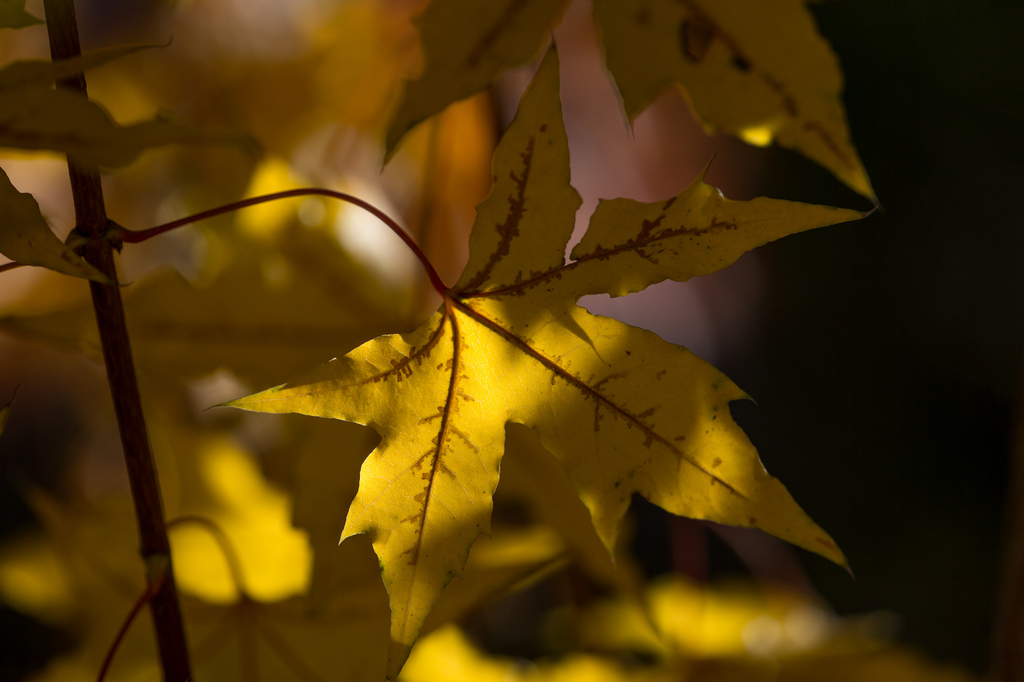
[
  {"left": 386, "top": 0, "right": 871, "bottom": 199},
  {"left": 593, "top": 0, "right": 873, "bottom": 199},
  {"left": 228, "top": 47, "right": 863, "bottom": 678}
]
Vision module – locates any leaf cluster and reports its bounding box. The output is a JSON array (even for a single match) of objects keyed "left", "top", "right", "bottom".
[{"left": 0, "top": 2, "right": 979, "bottom": 682}]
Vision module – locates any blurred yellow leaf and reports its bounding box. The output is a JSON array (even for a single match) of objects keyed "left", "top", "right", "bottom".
[
  {"left": 168, "top": 437, "right": 312, "bottom": 604},
  {"left": 0, "top": 166, "right": 112, "bottom": 283},
  {"left": 0, "top": 0, "right": 40, "bottom": 29},
  {"left": 0, "top": 84, "right": 244, "bottom": 168},
  {"left": 229, "top": 47, "right": 859, "bottom": 678},
  {"left": 402, "top": 624, "right": 669, "bottom": 682},
  {"left": 395, "top": 93, "right": 497, "bottom": 293},
  {"left": 593, "top": 0, "right": 874, "bottom": 199},
  {"left": 385, "top": 0, "right": 566, "bottom": 155},
  {"left": 0, "top": 226, "right": 404, "bottom": 389},
  {"left": 576, "top": 575, "right": 981, "bottom": 682}
]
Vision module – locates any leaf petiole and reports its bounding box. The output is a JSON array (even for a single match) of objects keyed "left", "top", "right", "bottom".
[
  {"left": 1, "top": 189, "right": 451, "bottom": 298},
  {"left": 95, "top": 563, "right": 168, "bottom": 682},
  {"left": 116, "top": 188, "right": 451, "bottom": 298}
]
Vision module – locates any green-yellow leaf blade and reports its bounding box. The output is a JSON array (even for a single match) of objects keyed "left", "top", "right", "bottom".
[
  {"left": 385, "top": 0, "right": 566, "bottom": 156},
  {"left": 0, "top": 167, "right": 112, "bottom": 283},
  {"left": 566, "top": 167, "right": 865, "bottom": 298},
  {"left": 459, "top": 294, "right": 846, "bottom": 567},
  {"left": 227, "top": 309, "right": 508, "bottom": 679},
  {"left": 593, "top": 0, "right": 874, "bottom": 199}
]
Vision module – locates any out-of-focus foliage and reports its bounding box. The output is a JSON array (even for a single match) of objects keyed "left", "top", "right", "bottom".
[
  {"left": 0, "top": 45, "right": 244, "bottom": 170},
  {"left": 384, "top": 0, "right": 565, "bottom": 155},
  {"left": 386, "top": 0, "right": 872, "bottom": 198},
  {"left": 401, "top": 579, "right": 981, "bottom": 682},
  {"left": 0, "top": 419, "right": 568, "bottom": 681},
  {"left": 0, "top": 0, "right": 40, "bottom": 29}
]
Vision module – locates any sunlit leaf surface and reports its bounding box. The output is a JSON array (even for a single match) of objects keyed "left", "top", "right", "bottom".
[{"left": 231, "top": 48, "right": 861, "bottom": 677}]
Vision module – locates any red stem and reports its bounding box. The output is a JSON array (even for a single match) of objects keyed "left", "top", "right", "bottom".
[
  {"left": 0, "top": 261, "right": 26, "bottom": 275},
  {"left": 118, "top": 188, "right": 450, "bottom": 297},
  {"left": 96, "top": 568, "right": 168, "bottom": 682}
]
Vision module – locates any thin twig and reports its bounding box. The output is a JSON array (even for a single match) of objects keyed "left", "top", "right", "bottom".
[
  {"left": 96, "top": 568, "right": 168, "bottom": 682},
  {"left": 42, "top": 1, "right": 192, "bottom": 679}
]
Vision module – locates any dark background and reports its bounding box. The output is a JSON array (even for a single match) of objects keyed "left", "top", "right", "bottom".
[{"left": 724, "top": 0, "right": 1024, "bottom": 670}]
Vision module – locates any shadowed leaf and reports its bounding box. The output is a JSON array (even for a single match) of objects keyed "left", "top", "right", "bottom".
[
  {"left": 593, "top": 0, "right": 874, "bottom": 199},
  {"left": 0, "top": 44, "right": 159, "bottom": 90},
  {"left": 0, "top": 0, "right": 40, "bottom": 29},
  {"left": 385, "top": 0, "right": 565, "bottom": 156},
  {"left": 0, "top": 166, "right": 113, "bottom": 283}
]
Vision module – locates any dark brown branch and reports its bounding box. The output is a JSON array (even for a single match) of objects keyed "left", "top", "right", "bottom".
[{"left": 42, "top": 1, "right": 192, "bottom": 680}]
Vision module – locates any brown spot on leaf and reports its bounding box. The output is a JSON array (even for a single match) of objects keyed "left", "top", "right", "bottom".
[
  {"left": 680, "top": 15, "right": 716, "bottom": 63},
  {"left": 711, "top": 457, "right": 722, "bottom": 468}
]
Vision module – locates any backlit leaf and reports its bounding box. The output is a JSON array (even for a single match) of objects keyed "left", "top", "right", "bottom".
[
  {"left": 0, "top": 166, "right": 113, "bottom": 283},
  {"left": 384, "top": 0, "right": 565, "bottom": 156},
  {"left": 593, "top": 0, "right": 874, "bottom": 199},
  {"left": 230, "top": 47, "right": 862, "bottom": 678}
]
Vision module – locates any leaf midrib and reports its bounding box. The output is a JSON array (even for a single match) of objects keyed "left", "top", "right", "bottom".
[{"left": 450, "top": 296, "right": 745, "bottom": 498}]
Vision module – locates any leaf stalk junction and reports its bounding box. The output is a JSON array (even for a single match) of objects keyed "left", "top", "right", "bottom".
[{"left": 1, "top": 188, "right": 451, "bottom": 298}]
